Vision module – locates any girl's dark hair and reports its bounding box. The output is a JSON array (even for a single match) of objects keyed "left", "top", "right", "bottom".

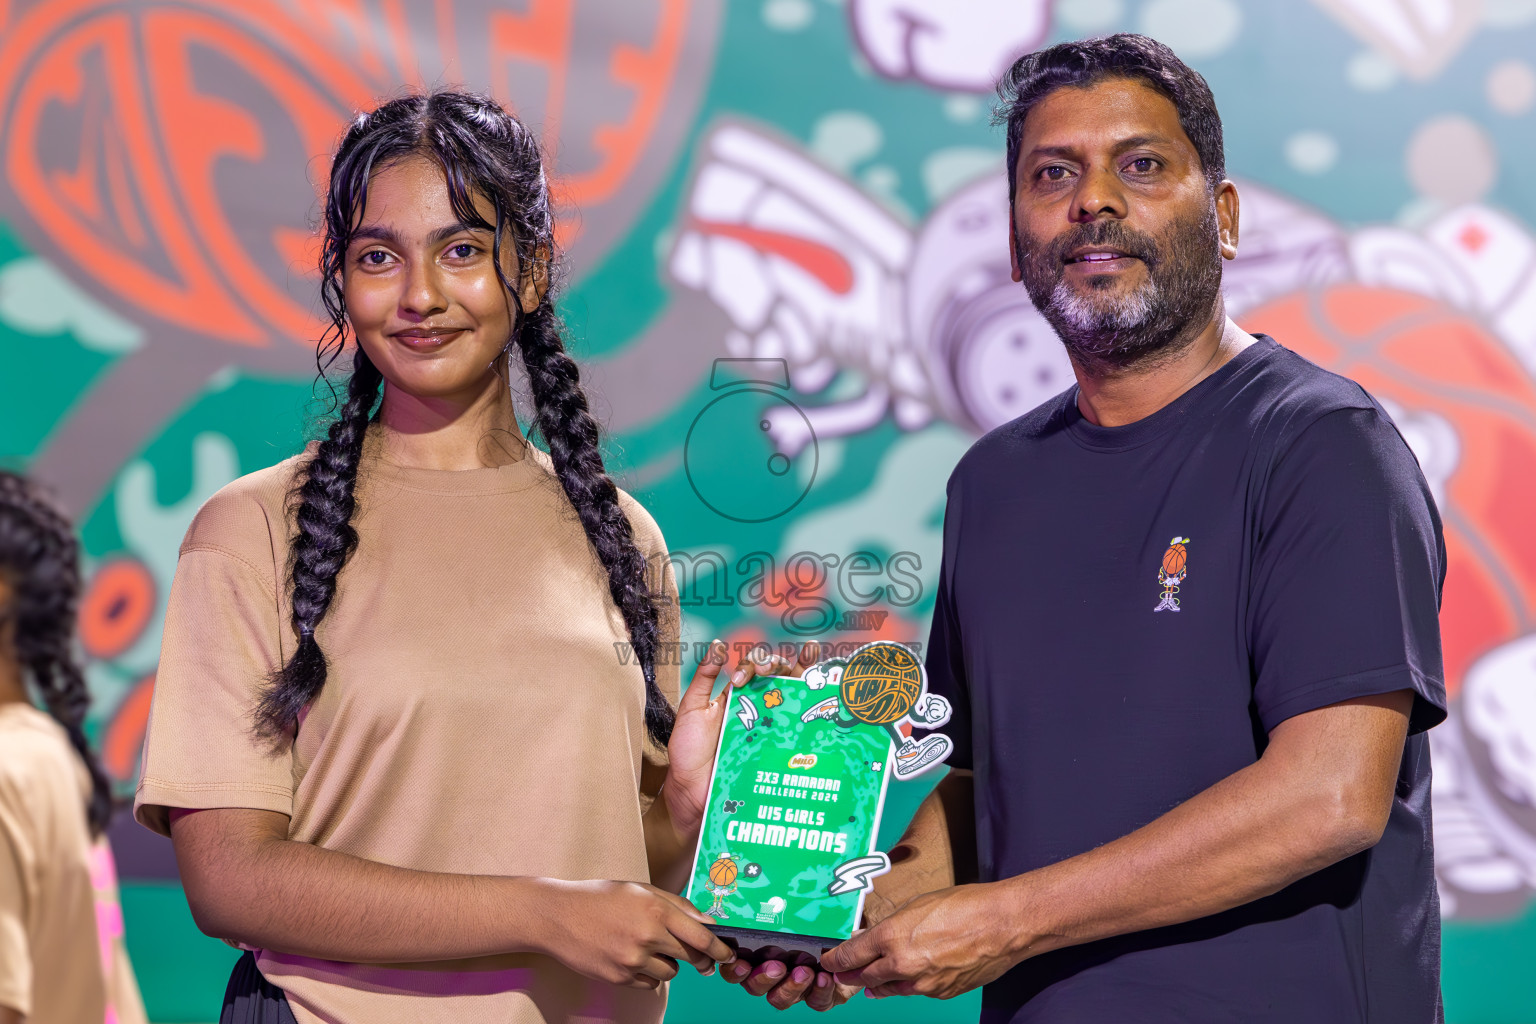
[
  {"left": 995, "top": 33, "right": 1226, "bottom": 199},
  {"left": 256, "top": 91, "right": 674, "bottom": 745},
  {"left": 0, "top": 471, "right": 114, "bottom": 836}
]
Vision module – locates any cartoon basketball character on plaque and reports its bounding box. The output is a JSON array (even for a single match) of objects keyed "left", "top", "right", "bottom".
[
  {"left": 1155, "top": 537, "right": 1190, "bottom": 613},
  {"left": 802, "top": 641, "right": 952, "bottom": 779},
  {"left": 702, "top": 853, "right": 740, "bottom": 919}
]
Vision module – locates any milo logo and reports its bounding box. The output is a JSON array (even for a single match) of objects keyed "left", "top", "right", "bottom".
[{"left": 788, "top": 753, "right": 818, "bottom": 769}]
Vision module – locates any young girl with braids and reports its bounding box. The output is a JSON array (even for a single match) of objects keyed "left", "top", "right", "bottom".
[
  {"left": 0, "top": 471, "right": 148, "bottom": 1024},
  {"left": 132, "top": 92, "right": 814, "bottom": 1024}
]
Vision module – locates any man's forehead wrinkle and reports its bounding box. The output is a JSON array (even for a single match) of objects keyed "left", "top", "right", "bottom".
[
  {"left": 1025, "top": 143, "right": 1083, "bottom": 161},
  {"left": 1113, "top": 134, "right": 1177, "bottom": 151},
  {"left": 1025, "top": 133, "right": 1179, "bottom": 161},
  {"left": 1021, "top": 79, "right": 1191, "bottom": 156}
]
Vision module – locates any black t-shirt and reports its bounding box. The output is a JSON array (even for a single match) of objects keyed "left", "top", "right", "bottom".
[{"left": 927, "top": 336, "right": 1447, "bottom": 1024}]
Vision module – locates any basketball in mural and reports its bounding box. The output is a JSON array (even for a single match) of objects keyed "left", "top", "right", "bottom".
[
  {"left": 1245, "top": 282, "right": 1536, "bottom": 922},
  {"left": 1243, "top": 284, "right": 1536, "bottom": 697}
]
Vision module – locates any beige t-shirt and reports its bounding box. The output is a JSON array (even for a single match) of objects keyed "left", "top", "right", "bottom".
[
  {"left": 0, "top": 704, "right": 148, "bottom": 1024},
  {"left": 134, "top": 439, "right": 681, "bottom": 1024}
]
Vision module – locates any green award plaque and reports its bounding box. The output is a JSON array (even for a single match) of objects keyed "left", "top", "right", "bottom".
[{"left": 683, "top": 641, "right": 952, "bottom": 958}]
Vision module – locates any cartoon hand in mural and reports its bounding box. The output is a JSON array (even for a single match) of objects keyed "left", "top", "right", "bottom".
[
  {"left": 847, "top": 0, "right": 1051, "bottom": 92},
  {"left": 669, "top": 123, "right": 919, "bottom": 457},
  {"left": 1431, "top": 635, "right": 1536, "bottom": 918},
  {"left": 908, "top": 692, "right": 952, "bottom": 728},
  {"left": 1311, "top": 0, "right": 1482, "bottom": 80}
]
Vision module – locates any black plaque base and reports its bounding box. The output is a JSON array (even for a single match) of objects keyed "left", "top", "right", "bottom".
[{"left": 710, "top": 924, "right": 840, "bottom": 965}]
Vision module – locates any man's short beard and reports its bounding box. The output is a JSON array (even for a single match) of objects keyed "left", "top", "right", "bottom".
[{"left": 1016, "top": 202, "right": 1224, "bottom": 373}]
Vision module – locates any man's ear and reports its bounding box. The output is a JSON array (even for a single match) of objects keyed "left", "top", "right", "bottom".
[
  {"left": 517, "top": 244, "right": 552, "bottom": 313},
  {"left": 1216, "top": 180, "right": 1240, "bottom": 261}
]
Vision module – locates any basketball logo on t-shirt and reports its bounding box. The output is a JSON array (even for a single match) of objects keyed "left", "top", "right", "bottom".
[{"left": 1155, "top": 537, "right": 1190, "bottom": 612}]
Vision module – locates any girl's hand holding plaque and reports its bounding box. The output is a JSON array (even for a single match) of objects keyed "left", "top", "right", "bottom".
[{"left": 663, "top": 641, "right": 823, "bottom": 839}]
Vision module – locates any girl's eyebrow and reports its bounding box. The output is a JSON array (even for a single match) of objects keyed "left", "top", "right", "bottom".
[
  {"left": 426, "top": 220, "right": 492, "bottom": 245},
  {"left": 350, "top": 220, "right": 490, "bottom": 247},
  {"left": 350, "top": 224, "right": 400, "bottom": 246}
]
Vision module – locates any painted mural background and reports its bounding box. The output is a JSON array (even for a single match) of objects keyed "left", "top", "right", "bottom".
[{"left": 2, "top": 1, "right": 1535, "bottom": 1020}]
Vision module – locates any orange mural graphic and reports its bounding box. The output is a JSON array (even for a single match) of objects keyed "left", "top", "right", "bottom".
[
  {"left": 102, "top": 673, "right": 154, "bottom": 781},
  {"left": 78, "top": 557, "right": 156, "bottom": 660},
  {"left": 77, "top": 556, "right": 158, "bottom": 782},
  {"left": 0, "top": 3, "right": 371, "bottom": 345},
  {"left": 0, "top": 0, "right": 722, "bottom": 514},
  {"left": 0, "top": 0, "right": 709, "bottom": 341}
]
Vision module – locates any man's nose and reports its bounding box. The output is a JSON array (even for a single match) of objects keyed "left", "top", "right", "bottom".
[{"left": 1070, "top": 165, "right": 1128, "bottom": 223}]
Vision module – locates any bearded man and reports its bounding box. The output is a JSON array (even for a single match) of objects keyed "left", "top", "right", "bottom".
[{"left": 726, "top": 32, "right": 1447, "bottom": 1024}]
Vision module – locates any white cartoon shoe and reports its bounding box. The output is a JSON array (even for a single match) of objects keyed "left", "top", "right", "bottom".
[
  {"left": 848, "top": 0, "right": 1050, "bottom": 92},
  {"left": 892, "top": 734, "right": 952, "bottom": 779}
]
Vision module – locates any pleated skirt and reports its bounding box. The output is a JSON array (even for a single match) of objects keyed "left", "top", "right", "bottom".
[{"left": 220, "top": 951, "right": 298, "bottom": 1024}]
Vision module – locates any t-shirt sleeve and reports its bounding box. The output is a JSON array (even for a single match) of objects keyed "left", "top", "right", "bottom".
[
  {"left": 134, "top": 535, "right": 295, "bottom": 837},
  {"left": 1249, "top": 405, "right": 1448, "bottom": 735},
  {"left": 925, "top": 475, "right": 973, "bottom": 771},
  {"left": 0, "top": 780, "right": 33, "bottom": 1016}
]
